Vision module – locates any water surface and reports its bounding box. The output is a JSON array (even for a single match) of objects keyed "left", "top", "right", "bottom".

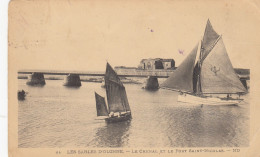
[{"left": 18, "top": 79, "right": 249, "bottom": 147}]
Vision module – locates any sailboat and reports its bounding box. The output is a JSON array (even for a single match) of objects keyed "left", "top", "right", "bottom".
[
  {"left": 160, "top": 20, "right": 247, "bottom": 106},
  {"left": 95, "top": 63, "right": 132, "bottom": 123}
]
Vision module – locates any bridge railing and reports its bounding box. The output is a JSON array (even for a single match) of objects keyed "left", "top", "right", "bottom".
[{"left": 115, "top": 69, "right": 174, "bottom": 78}]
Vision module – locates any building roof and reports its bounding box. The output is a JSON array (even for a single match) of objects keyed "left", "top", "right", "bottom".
[
  {"left": 140, "top": 58, "right": 174, "bottom": 62},
  {"left": 161, "top": 59, "right": 174, "bottom": 62}
]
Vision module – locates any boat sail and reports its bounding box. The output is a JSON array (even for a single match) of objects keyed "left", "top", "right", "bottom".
[
  {"left": 95, "top": 63, "right": 132, "bottom": 122},
  {"left": 161, "top": 20, "right": 247, "bottom": 105},
  {"left": 95, "top": 92, "right": 109, "bottom": 117}
]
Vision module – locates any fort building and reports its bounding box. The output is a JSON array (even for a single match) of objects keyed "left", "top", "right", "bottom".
[{"left": 138, "top": 58, "right": 175, "bottom": 70}]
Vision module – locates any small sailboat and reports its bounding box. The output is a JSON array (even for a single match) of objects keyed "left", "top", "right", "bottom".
[
  {"left": 160, "top": 20, "right": 247, "bottom": 106},
  {"left": 95, "top": 63, "right": 132, "bottom": 123},
  {"left": 18, "top": 90, "right": 26, "bottom": 100}
]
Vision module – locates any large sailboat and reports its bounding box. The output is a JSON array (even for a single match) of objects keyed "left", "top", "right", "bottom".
[
  {"left": 160, "top": 20, "right": 247, "bottom": 106},
  {"left": 95, "top": 63, "right": 132, "bottom": 123}
]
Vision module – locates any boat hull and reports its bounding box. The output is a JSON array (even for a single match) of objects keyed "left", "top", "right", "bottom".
[
  {"left": 178, "top": 94, "right": 242, "bottom": 106},
  {"left": 18, "top": 90, "right": 26, "bottom": 100},
  {"left": 105, "top": 113, "right": 132, "bottom": 123}
]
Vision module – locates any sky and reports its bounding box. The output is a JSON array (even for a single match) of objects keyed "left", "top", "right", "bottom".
[{"left": 9, "top": 0, "right": 260, "bottom": 71}]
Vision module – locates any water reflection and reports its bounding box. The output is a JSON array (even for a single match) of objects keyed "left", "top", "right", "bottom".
[
  {"left": 93, "top": 121, "right": 131, "bottom": 147},
  {"left": 161, "top": 105, "right": 204, "bottom": 147},
  {"left": 63, "top": 86, "right": 81, "bottom": 89},
  {"left": 142, "top": 88, "right": 159, "bottom": 92},
  {"left": 201, "top": 105, "right": 249, "bottom": 147},
  {"left": 163, "top": 104, "right": 249, "bottom": 147}
]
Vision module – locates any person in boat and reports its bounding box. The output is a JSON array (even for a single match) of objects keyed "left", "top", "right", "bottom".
[
  {"left": 227, "top": 94, "right": 230, "bottom": 99},
  {"left": 109, "top": 112, "right": 115, "bottom": 117}
]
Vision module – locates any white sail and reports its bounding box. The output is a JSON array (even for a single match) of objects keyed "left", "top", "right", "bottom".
[
  {"left": 201, "top": 19, "right": 220, "bottom": 60},
  {"left": 160, "top": 44, "right": 199, "bottom": 93},
  {"left": 200, "top": 37, "right": 247, "bottom": 94},
  {"left": 161, "top": 19, "right": 247, "bottom": 95},
  {"left": 161, "top": 19, "right": 247, "bottom": 106}
]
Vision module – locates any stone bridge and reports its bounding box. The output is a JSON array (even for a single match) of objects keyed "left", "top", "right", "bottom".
[{"left": 18, "top": 68, "right": 250, "bottom": 89}]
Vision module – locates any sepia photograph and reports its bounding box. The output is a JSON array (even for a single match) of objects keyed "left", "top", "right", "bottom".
[{"left": 8, "top": 0, "right": 260, "bottom": 156}]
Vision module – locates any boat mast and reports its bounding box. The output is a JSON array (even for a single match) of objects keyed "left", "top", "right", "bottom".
[
  {"left": 197, "top": 35, "right": 222, "bottom": 96},
  {"left": 196, "top": 41, "right": 203, "bottom": 96},
  {"left": 196, "top": 20, "right": 221, "bottom": 96}
]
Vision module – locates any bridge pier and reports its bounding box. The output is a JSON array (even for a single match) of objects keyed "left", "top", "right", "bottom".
[
  {"left": 101, "top": 79, "right": 105, "bottom": 88},
  {"left": 142, "top": 76, "right": 159, "bottom": 90},
  {"left": 63, "top": 74, "right": 81, "bottom": 87},
  {"left": 26, "top": 72, "right": 46, "bottom": 86}
]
